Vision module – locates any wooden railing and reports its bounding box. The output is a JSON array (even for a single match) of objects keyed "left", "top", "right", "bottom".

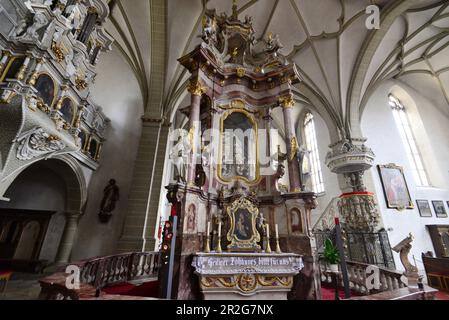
[
  {"left": 320, "top": 260, "right": 406, "bottom": 295},
  {"left": 39, "top": 251, "right": 161, "bottom": 300},
  {"left": 75, "top": 251, "right": 160, "bottom": 289}
]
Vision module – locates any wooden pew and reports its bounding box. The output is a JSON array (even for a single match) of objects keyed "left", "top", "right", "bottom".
[{"left": 422, "top": 254, "right": 449, "bottom": 292}]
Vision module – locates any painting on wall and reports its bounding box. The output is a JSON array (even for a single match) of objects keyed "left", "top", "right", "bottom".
[
  {"left": 416, "top": 200, "right": 432, "bottom": 218},
  {"left": 432, "top": 201, "right": 448, "bottom": 218},
  {"left": 378, "top": 164, "right": 413, "bottom": 210}
]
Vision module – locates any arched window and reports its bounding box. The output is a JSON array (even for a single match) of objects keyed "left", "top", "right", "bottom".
[
  {"left": 388, "top": 95, "right": 429, "bottom": 186},
  {"left": 304, "top": 112, "right": 324, "bottom": 193}
]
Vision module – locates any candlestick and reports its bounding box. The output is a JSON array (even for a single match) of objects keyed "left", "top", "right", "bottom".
[
  {"left": 275, "top": 224, "right": 282, "bottom": 254},
  {"left": 204, "top": 221, "right": 211, "bottom": 253},
  {"left": 265, "top": 224, "right": 272, "bottom": 253},
  {"left": 217, "top": 221, "right": 222, "bottom": 253}
]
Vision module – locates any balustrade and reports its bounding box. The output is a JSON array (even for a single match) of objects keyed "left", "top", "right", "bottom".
[
  {"left": 320, "top": 260, "right": 406, "bottom": 296},
  {"left": 39, "top": 251, "right": 161, "bottom": 300}
]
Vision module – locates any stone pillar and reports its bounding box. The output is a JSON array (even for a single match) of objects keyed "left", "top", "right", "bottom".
[
  {"left": 279, "top": 93, "right": 301, "bottom": 192},
  {"left": 186, "top": 79, "right": 206, "bottom": 186},
  {"left": 117, "top": 118, "right": 170, "bottom": 253},
  {"left": 54, "top": 211, "right": 81, "bottom": 264}
]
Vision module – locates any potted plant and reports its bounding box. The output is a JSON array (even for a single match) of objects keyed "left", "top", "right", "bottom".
[{"left": 323, "top": 239, "right": 340, "bottom": 272}]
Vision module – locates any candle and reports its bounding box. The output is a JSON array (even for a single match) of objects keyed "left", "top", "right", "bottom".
[
  {"left": 218, "top": 221, "right": 222, "bottom": 238},
  {"left": 275, "top": 224, "right": 279, "bottom": 239},
  {"left": 207, "top": 221, "right": 210, "bottom": 236},
  {"left": 266, "top": 224, "right": 270, "bottom": 239}
]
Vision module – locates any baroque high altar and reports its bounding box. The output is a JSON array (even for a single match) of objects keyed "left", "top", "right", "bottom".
[{"left": 160, "top": 4, "right": 320, "bottom": 300}]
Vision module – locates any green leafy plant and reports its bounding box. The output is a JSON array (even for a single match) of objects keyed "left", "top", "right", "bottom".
[{"left": 323, "top": 239, "right": 340, "bottom": 265}]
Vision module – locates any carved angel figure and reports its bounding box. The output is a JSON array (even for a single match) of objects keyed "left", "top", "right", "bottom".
[
  {"left": 201, "top": 15, "right": 218, "bottom": 44},
  {"left": 19, "top": 12, "right": 49, "bottom": 41},
  {"left": 65, "top": 49, "right": 77, "bottom": 77},
  {"left": 169, "top": 131, "right": 191, "bottom": 183},
  {"left": 265, "top": 33, "right": 283, "bottom": 53}
]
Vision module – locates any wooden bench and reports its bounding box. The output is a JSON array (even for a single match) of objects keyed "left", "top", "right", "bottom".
[{"left": 422, "top": 255, "right": 449, "bottom": 292}]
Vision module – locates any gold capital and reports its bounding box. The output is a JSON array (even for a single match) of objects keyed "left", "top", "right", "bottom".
[
  {"left": 279, "top": 94, "right": 295, "bottom": 109},
  {"left": 187, "top": 79, "right": 207, "bottom": 96}
]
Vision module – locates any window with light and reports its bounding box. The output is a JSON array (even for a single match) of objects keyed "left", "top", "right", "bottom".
[
  {"left": 388, "top": 95, "right": 429, "bottom": 187},
  {"left": 304, "top": 112, "right": 325, "bottom": 193}
]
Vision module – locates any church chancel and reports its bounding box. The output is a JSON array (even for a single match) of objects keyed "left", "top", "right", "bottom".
[{"left": 162, "top": 1, "right": 320, "bottom": 300}]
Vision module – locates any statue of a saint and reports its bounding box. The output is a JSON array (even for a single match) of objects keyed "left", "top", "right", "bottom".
[{"left": 99, "top": 179, "right": 119, "bottom": 222}]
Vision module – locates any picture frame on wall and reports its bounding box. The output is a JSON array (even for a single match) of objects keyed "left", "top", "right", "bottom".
[
  {"left": 432, "top": 201, "right": 448, "bottom": 218},
  {"left": 416, "top": 200, "right": 432, "bottom": 217},
  {"left": 378, "top": 164, "right": 414, "bottom": 210}
]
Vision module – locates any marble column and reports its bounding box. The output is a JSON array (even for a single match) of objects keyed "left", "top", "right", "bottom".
[
  {"left": 54, "top": 211, "right": 81, "bottom": 264},
  {"left": 186, "top": 79, "right": 206, "bottom": 186},
  {"left": 279, "top": 93, "right": 301, "bottom": 192}
]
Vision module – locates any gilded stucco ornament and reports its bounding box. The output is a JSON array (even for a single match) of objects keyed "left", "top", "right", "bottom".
[
  {"left": 14, "top": 127, "right": 66, "bottom": 161},
  {"left": 187, "top": 79, "right": 207, "bottom": 96},
  {"left": 51, "top": 42, "right": 65, "bottom": 62},
  {"left": 289, "top": 137, "right": 299, "bottom": 161},
  {"left": 279, "top": 94, "right": 295, "bottom": 109}
]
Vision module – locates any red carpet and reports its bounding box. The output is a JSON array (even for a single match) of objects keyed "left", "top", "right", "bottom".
[
  {"left": 102, "top": 280, "right": 160, "bottom": 298},
  {"left": 320, "top": 285, "right": 364, "bottom": 300},
  {"left": 321, "top": 286, "right": 348, "bottom": 300},
  {"left": 435, "top": 291, "right": 449, "bottom": 300}
]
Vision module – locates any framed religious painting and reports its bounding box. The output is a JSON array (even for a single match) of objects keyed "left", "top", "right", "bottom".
[
  {"left": 378, "top": 164, "right": 413, "bottom": 210},
  {"left": 416, "top": 200, "right": 432, "bottom": 218},
  {"left": 226, "top": 197, "right": 261, "bottom": 252},
  {"left": 432, "top": 201, "right": 448, "bottom": 218}
]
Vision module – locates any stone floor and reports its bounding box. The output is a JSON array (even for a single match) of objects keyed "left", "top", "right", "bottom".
[{"left": 0, "top": 273, "right": 45, "bottom": 300}]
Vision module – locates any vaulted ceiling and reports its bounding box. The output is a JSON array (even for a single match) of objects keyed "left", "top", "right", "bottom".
[{"left": 105, "top": 0, "right": 449, "bottom": 140}]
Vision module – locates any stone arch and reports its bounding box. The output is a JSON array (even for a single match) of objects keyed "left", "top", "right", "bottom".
[{"left": 0, "top": 155, "right": 86, "bottom": 213}]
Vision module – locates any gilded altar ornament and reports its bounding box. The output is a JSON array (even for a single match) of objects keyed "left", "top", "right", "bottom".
[
  {"left": 279, "top": 94, "right": 295, "bottom": 109},
  {"left": 289, "top": 136, "right": 299, "bottom": 161},
  {"left": 187, "top": 79, "right": 207, "bottom": 96},
  {"left": 188, "top": 125, "right": 196, "bottom": 149},
  {"left": 238, "top": 273, "right": 257, "bottom": 292},
  {"left": 51, "top": 42, "right": 65, "bottom": 62},
  {"left": 75, "top": 76, "right": 87, "bottom": 90},
  {"left": 199, "top": 274, "right": 293, "bottom": 294},
  {"left": 236, "top": 67, "right": 245, "bottom": 78}
]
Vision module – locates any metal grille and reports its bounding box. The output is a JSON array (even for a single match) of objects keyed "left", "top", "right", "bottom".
[{"left": 314, "top": 228, "right": 395, "bottom": 270}]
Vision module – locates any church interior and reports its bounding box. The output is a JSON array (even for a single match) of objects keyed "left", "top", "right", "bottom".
[{"left": 0, "top": 0, "right": 449, "bottom": 301}]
